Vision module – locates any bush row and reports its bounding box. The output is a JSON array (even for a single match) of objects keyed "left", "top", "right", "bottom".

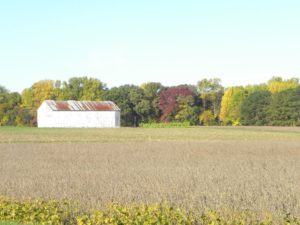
[
  {"left": 0, "top": 197, "right": 300, "bottom": 225},
  {"left": 139, "top": 122, "right": 192, "bottom": 128}
]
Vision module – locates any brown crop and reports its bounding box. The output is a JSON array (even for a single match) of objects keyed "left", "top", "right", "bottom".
[{"left": 0, "top": 127, "right": 299, "bottom": 218}]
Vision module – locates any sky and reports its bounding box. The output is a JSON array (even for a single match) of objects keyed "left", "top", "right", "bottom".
[{"left": 0, "top": 0, "right": 299, "bottom": 93}]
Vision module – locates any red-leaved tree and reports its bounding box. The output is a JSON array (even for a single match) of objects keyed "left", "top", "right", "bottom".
[{"left": 158, "top": 87, "right": 195, "bottom": 122}]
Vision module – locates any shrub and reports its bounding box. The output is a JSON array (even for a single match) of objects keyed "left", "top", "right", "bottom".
[
  {"left": 77, "top": 204, "right": 195, "bottom": 225},
  {"left": 199, "top": 110, "right": 216, "bottom": 126},
  {"left": 139, "top": 122, "right": 192, "bottom": 128},
  {"left": 1, "top": 197, "right": 300, "bottom": 225},
  {"left": 0, "top": 197, "right": 74, "bottom": 225}
]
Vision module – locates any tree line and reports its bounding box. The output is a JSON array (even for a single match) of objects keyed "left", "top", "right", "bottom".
[{"left": 0, "top": 76, "right": 299, "bottom": 127}]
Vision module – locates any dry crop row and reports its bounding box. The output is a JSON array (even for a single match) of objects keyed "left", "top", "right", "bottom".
[{"left": 1, "top": 141, "right": 299, "bottom": 217}]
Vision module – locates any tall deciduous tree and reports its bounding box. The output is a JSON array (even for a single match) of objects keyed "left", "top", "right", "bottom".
[
  {"left": 199, "top": 110, "right": 216, "bottom": 126},
  {"left": 240, "top": 90, "right": 272, "bottom": 125},
  {"left": 267, "top": 87, "right": 300, "bottom": 126},
  {"left": 31, "top": 80, "right": 54, "bottom": 109},
  {"left": 81, "top": 78, "right": 106, "bottom": 100},
  {"left": 159, "top": 86, "right": 195, "bottom": 122},
  {"left": 0, "top": 85, "right": 8, "bottom": 94},
  {"left": 21, "top": 88, "right": 34, "bottom": 109},
  {"left": 59, "top": 77, "right": 105, "bottom": 100},
  {"left": 268, "top": 77, "right": 299, "bottom": 94},
  {"left": 20, "top": 80, "right": 55, "bottom": 126},
  {"left": 140, "top": 82, "right": 164, "bottom": 122},
  {"left": 219, "top": 86, "right": 245, "bottom": 125},
  {"left": 24, "top": 80, "right": 55, "bottom": 125},
  {"left": 20, "top": 88, "right": 35, "bottom": 125},
  {"left": 0, "top": 91, "right": 22, "bottom": 126},
  {"left": 175, "top": 95, "right": 199, "bottom": 125},
  {"left": 197, "top": 78, "right": 224, "bottom": 119},
  {"left": 104, "top": 85, "right": 145, "bottom": 126},
  {"left": 15, "top": 107, "right": 32, "bottom": 127}
]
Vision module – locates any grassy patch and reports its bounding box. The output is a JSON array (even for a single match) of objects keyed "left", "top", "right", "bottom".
[
  {"left": 0, "top": 222, "right": 24, "bottom": 225},
  {"left": 0, "top": 126, "right": 299, "bottom": 143}
]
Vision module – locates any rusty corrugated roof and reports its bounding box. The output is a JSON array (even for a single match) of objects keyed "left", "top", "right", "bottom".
[{"left": 45, "top": 100, "right": 120, "bottom": 111}]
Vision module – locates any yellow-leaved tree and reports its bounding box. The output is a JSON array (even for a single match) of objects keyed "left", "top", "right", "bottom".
[
  {"left": 268, "top": 77, "right": 299, "bottom": 94},
  {"left": 219, "top": 86, "right": 245, "bottom": 125},
  {"left": 20, "top": 80, "right": 54, "bottom": 126},
  {"left": 32, "top": 80, "right": 54, "bottom": 109}
]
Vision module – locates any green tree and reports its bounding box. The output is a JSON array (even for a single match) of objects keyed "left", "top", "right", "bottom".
[
  {"left": 59, "top": 77, "right": 106, "bottom": 101},
  {"left": 197, "top": 78, "right": 224, "bottom": 121},
  {"left": 140, "top": 82, "right": 164, "bottom": 122},
  {"left": 81, "top": 78, "right": 106, "bottom": 100},
  {"left": 267, "top": 87, "right": 300, "bottom": 126},
  {"left": 21, "top": 88, "right": 34, "bottom": 109},
  {"left": 0, "top": 91, "right": 22, "bottom": 126},
  {"left": 175, "top": 95, "right": 199, "bottom": 125},
  {"left": 53, "top": 80, "right": 63, "bottom": 100},
  {"left": 135, "top": 99, "right": 152, "bottom": 123},
  {"left": 15, "top": 107, "right": 32, "bottom": 126},
  {"left": 60, "top": 77, "right": 84, "bottom": 100},
  {"left": 129, "top": 86, "right": 150, "bottom": 125},
  {"left": 20, "top": 88, "right": 35, "bottom": 126},
  {"left": 104, "top": 85, "right": 145, "bottom": 126},
  {"left": 197, "top": 78, "right": 223, "bottom": 109},
  {"left": 240, "top": 90, "right": 272, "bottom": 125},
  {"left": 0, "top": 85, "right": 8, "bottom": 94}
]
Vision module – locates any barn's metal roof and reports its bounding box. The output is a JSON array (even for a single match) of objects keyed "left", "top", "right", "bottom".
[{"left": 45, "top": 100, "right": 120, "bottom": 111}]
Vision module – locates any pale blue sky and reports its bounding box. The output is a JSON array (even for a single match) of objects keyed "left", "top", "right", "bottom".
[{"left": 0, "top": 0, "right": 299, "bottom": 92}]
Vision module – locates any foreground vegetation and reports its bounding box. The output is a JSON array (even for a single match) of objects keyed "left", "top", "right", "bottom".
[
  {"left": 1, "top": 197, "right": 300, "bottom": 225},
  {"left": 0, "top": 222, "right": 24, "bottom": 225}
]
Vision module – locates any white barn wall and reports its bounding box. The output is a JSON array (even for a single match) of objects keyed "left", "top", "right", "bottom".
[
  {"left": 115, "top": 111, "right": 121, "bottom": 127},
  {"left": 37, "top": 101, "right": 120, "bottom": 128}
]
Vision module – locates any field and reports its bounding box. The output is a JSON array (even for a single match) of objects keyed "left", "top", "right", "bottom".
[{"left": 0, "top": 126, "right": 300, "bottom": 223}]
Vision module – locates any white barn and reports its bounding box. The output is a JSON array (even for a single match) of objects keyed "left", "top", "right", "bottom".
[{"left": 37, "top": 100, "right": 121, "bottom": 128}]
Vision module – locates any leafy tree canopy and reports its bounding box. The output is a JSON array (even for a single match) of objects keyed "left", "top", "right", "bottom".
[
  {"left": 159, "top": 86, "right": 195, "bottom": 122},
  {"left": 59, "top": 77, "right": 106, "bottom": 101},
  {"left": 267, "top": 76, "right": 299, "bottom": 94},
  {"left": 241, "top": 90, "right": 272, "bottom": 126},
  {"left": 268, "top": 87, "right": 300, "bottom": 126},
  {"left": 220, "top": 86, "right": 245, "bottom": 125},
  {"left": 0, "top": 85, "right": 8, "bottom": 94}
]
